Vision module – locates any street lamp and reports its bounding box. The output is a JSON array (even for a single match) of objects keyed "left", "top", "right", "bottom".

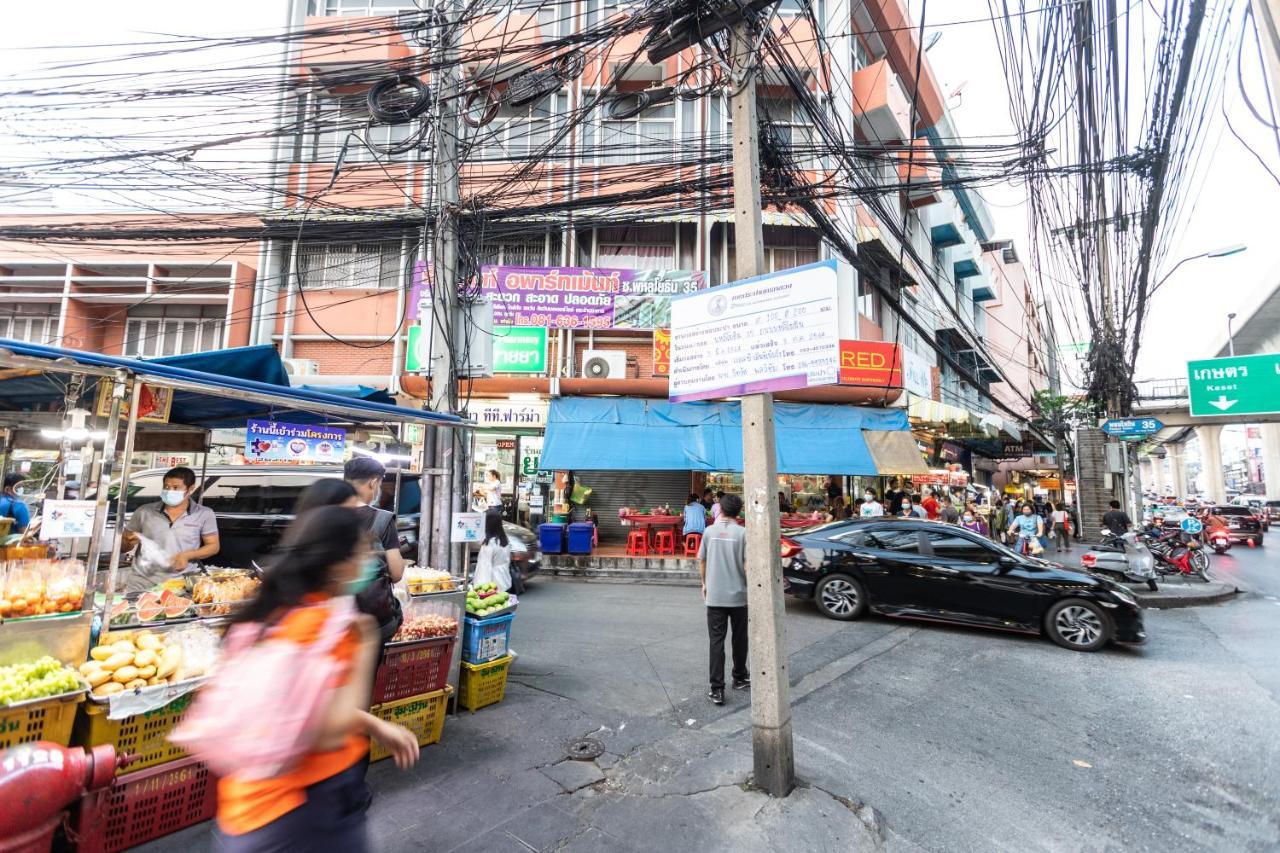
[
  {"left": 1150, "top": 243, "right": 1248, "bottom": 296},
  {"left": 1228, "top": 312, "right": 1237, "bottom": 357}
]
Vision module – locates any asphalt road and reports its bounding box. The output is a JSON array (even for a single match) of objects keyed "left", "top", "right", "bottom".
[{"left": 512, "top": 548, "right": 1280, "bottom": 852}]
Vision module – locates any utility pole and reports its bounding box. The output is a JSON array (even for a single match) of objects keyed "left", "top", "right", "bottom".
[
  {"left": 729, "top": 17, "right": 795, "bottom": 799},
  {"left": 1251, "top": 0, "right": 1280, "bottom": 117},
  {"left": 428, "top": 0, "right": 461, "bottom": 572}
]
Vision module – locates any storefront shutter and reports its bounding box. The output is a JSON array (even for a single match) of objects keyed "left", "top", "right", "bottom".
[{"left": 572, "top": 469, "right": 692, "bottom": 542}]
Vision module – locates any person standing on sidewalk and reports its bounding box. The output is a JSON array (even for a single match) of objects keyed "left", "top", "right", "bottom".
[
  {"left": 697, "top": 493, "right": 748, "bottom": 706},
  {"left": 938, "top": 495, "right": 960, "bottom": 524}
]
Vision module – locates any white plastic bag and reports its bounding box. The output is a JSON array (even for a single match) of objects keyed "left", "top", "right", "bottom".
[
  {"left": 135, "top": 533, "right": 172, "bottom": 575},
  {"left": 473, "top": 542, "right": 512, "bottom": 592}
]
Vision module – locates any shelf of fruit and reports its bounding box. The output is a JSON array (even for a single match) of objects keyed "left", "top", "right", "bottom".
[
  {"left": 0, "top": 656, "right": 88, "bottom": 708},
  {"left": 82, "top": 625, "right": 218, "bottom": 702},
  {"left": 465, "top": 583, "right": 514, "bottom": 619},
  {"left": 388, "top": 613, "right": 459, "bottom": 645},
  {"left": 0, "top": 559, "right": 88, "bottom": 620},
  {"left": 404, "top": 567, "right": 458, "bottom": 595}
]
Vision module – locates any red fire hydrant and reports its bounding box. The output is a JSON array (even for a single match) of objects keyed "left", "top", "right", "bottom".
[{"left": 0, "top": 742, "right": 117, "bottom": 853}]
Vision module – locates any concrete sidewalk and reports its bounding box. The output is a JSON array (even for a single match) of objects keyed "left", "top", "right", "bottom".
[{"left": 1128, "top": 578, "right": 1238, "bottom": 607}]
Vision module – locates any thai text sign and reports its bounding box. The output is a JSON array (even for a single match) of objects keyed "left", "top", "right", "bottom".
[
  {"left": 668, "top": 261, "right": 841, "bottom": 403},
  {"left": 493, "top": 327, "right": 547, "bottom": 373},
  {"left": 246, "top": 420, "right": 345, "bottom": 463},
  {"left": 481, "top": 265, "right": 706, "bottom": 330},
  {"left": 653, "top": 329, "right": 671, "bottom": 377},
  {"left": 1186, "top": 353, "right": 1280, "bottom": 416},
  {"left": 470, "top": 399, "right": 548, "bottom": 429},
  {"left": 838, "top": 340, "right": 902, "bottom": 387}
]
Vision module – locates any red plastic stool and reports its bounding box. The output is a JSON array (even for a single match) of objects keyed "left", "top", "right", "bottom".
[
  {"left": 683, "top": 533, "right": 702, "bottom": 558},
  {"left": 626, "top": 529, "right": 649, "bottom": 556},
  {"left": 654, "top": 529, "right": 676, "bottom": 556}
]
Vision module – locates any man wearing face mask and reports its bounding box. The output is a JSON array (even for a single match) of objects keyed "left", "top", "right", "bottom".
[
  {"left": 121, "top": 466, "right": 219, "bottom": 593},
  {"left": 860, "top": 489, "right": 884, "bottom": 517},
  {"left": 343, "top": 457, "right": 405, "bottom": 644}
]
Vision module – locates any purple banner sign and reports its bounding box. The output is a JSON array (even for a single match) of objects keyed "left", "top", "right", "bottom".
[{"left": 480, "top": 265, "right": 706, "bottom": 330}]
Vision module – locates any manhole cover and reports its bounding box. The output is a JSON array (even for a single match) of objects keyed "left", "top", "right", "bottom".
[{"left": 565, "top": 737, "right": 605, "bottom": 761}]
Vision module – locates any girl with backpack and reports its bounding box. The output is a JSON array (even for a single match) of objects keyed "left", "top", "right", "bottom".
[{"left": 173, "top": 505, "right": 419, "bottom": 852}]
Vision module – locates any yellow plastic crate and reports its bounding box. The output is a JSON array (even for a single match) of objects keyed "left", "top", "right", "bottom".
[
  {"left": 369, "top": 686, "right": 451, "bottom": 762},
  {"left": 0, "top": 692, "right": 84, "bottom": 749},
  {"left": 79, "top": 692, "right": 194, "bottom": 775},
  {"left": 458, "top": 655, "right": 512, "bottom": 712}
]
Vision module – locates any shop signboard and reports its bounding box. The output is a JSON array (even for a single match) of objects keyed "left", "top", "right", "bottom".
[
  {"left": 245, "top": 420, "right": 346, "bottom": 464},
  {"left": 1186, "top": 353, "right": 1280, "bottom": 416},
  {"left": 668, "top": 260, "right": 843, "bottom": 403},
  {"left": 1039, "top": 478, "right": 1062, "bottom": 490},
  {"left": 837, "top": 340, "right": 902, "bottom": 387},
  {"left": 480, "top": 265, "right": 706, "bottom": 330},
  {"left": 450, "top": 512, "right": 484, "bottom": 543},
  {"left": 521, "top": 451, "right": 542, "bottom": 476},
  {"left": 996, "top": 440, "right": 1033, "bottom": 459},
  {"left": 653, "top": 329, "right": 671, "bottom": 376},
  {"left": 40, "top": 500, "right": 96, "bottom": 539},
  {"left": 901, "top": 348, "right": 932, "bottom": 397},
  {"left": 471, "top": 399, "right": 548, "bottom": 429},
  {"left": 493, "top": 327, "right": 547, "bottom": 373}
]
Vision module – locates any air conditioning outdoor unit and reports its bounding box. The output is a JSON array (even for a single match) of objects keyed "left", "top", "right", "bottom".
[
  {"left": 582, "top": 349, "right": 627, "bottom": 379},
  {"left": 282, "top": 358, "right": 319, "bottom": 377}
]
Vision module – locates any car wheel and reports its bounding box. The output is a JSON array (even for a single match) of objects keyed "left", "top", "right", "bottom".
[
  {"left": 1044, "top": 598, "right": 1111, "bottom": 652},
  {"left": 813, "top": 574, "right": 866, "bottom": 621},
  {"left": 510, "top": 564, "right": 526, "bottom": 595}
]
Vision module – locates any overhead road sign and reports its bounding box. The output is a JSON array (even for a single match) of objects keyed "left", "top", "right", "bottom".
[
  {"left": 1100, "top": 418, "right": 1163, "bottom": 439},
  {"left": 1186, "top": 353, "right": 1280, "bottom": 417}
]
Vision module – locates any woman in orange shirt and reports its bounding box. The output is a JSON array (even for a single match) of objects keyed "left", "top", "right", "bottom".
[{"left": 215, "top": 505, "right": 419, "bottom": 852}]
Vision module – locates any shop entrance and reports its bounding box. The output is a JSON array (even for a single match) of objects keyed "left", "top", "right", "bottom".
[{"left": 471, "top": 433, "right": 545, "bottom": 526}]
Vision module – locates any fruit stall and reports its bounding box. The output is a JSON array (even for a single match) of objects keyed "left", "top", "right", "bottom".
[{"left": 0, "top": 339, "right": 472, "bottom": 850}]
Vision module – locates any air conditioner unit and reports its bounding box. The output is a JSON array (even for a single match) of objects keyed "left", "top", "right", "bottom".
[
  {"left": 282, "top": 358, "right": 319, "bottom": 377},
  {"left": 582, "top": 349, "right": 626, "bottom": 379}
]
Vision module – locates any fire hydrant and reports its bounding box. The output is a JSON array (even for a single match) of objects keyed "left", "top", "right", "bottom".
[{"left": 0, "top": 742, "right": 117, "bottom": 853}]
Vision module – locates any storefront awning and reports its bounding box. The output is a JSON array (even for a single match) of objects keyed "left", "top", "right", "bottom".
[
  {"left": 864, "top": 430, "right": 929, "bottom": 475},
  {"left": 541, "top": 397, "right": 910, "bottom": 475}
]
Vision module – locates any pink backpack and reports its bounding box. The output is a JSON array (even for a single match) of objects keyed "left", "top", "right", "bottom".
[{"left": 170, "top": 597, "right": 357, "bottom": 781}]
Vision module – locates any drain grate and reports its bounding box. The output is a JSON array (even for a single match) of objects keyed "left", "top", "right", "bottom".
[{"left": 565, "top": 737, "right": 605, "bottom": 761}]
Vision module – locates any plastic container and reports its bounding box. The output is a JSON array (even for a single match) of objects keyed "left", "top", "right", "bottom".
[
  {"left": 73, "top": 757, "right": 216, "bottom": 853},
  {"left": 369, "top": 686, "right": 451, "bottom": 762},
  {"left": 78, "top": 692, "right": 193, "bottom": 774},
  {"left": 461, "top": 612, "right": 514, "bottom": 664},
  {"left": 566, "top": 522, "right": 595, "bottom": 555},
  {"left": 458, "top": 654, "right": 513, "bottom": 712},
  {"left": 0, "top": 691, "right": 84, "bottom": 749},
  {"left": 538, "top": 523, "right": 566, "bottom": 555},
  {"left": 372, "top": 635, "right": 456, "bottom": 704}
]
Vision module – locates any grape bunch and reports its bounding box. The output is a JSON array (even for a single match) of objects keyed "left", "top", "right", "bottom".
[{"left": 0, "top": 656, "right": 83, "bottom": 706}]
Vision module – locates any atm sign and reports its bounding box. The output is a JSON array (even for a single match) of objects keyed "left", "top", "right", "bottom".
[{"left": 838, "top": 340, "right": 903, "bottom": 388}]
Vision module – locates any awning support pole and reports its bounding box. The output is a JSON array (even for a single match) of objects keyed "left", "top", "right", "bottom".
[
  {"left": 100, "top": 377, "right": 144, "bottom": 616},
  {"left": 83, "top": 371, "right": 128, "bottom": 608}
]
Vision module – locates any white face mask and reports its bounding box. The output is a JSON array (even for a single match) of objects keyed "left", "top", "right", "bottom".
[{"left": 160, "top": 489, "right": 186, "bottom": 507}]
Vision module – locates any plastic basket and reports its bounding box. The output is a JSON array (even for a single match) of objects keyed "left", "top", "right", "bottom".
[
  {"left": 74, "top": 757, "right": 216, "bottom": 853},
  {"left": 78, "top": 692, "right": 193, "bottom": 774},
  {"left": 0, "top": 691, "right": 83, "bottom": 749},
  {"left": 458, "top": 655, "right": 512, "bottom": 712},
  {"left": 461, "top": 613, "right": 514, "bottom": 664},
  {"left": 372, "top": 635, "right": 455, "bottom": 704},
  {"left": 369, "top": 686, "right": 451, "bottom": 762}
]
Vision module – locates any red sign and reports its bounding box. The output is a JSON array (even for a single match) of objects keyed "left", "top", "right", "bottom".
[
  {"left": 838, "top": 340, "right": 902, "bottom": 387},
  {"left": 653, "top": 329, "right": 671, "bottom": 377}
]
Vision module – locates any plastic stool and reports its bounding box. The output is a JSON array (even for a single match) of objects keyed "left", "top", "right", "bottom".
[
  {"left": 626, "top": 529, "right": 649, "bottom": 556},
  {"left": 654, "top": 529, "right": 676, "bottom": 556},
  {"left": 683, "top": 533, "right": 702, "bottom": 558}
]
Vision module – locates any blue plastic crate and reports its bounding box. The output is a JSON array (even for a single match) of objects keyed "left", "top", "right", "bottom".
[
  {"left": 538, "top": 523, "right": 567, "bottom": 554},
  {"left": 462, "top": 613, "right": 515, "bottom": 664},
  {"left": 566, "top": 522, "right": 595, "bottom": 555}
]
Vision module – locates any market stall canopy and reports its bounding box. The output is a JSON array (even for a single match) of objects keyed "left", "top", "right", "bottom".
[
  {"left": 540, "top": 397, "right": 911, "bottom": 475},
  {"left": 863, "top": 430, "right": 929, "bottom": 475},
  {"left": 0, "top": 339, "right": 465, "bottom": 429}
]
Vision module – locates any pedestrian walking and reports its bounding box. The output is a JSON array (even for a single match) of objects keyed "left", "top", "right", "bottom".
[
  {"left": 697, "top": 494, "right": 748, "bottom": 706},
  {"left": 1049, "top": 502, "right": 1071, "bottom": 552},
  {"left": 1101, "top": 499, "right": 1132, "bottom": 537},
  {"left": 938, "top": 495, "right": 960, "bottom": 524},
  {"left": 921, "top": 488, "right": 940, "bottom": 520}
]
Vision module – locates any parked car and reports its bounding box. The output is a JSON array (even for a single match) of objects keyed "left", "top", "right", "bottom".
[
  {"left": 781, "top": 518, "right": 1145, "bottom": 652},
  {"left": 1207, "top": 504, "right": 1264, "bottom": 545},
  {"left": 1264, "top": 500, "right": 1280, "bottom": 526}
]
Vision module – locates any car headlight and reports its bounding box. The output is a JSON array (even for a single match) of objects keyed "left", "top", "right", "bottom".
[{"left": 1109, "top": 587, "right": 1138, "bottom": 608}]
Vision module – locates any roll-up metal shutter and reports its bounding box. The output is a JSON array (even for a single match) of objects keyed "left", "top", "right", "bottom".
[{"left": 572, "top": 469, "right": 693, "bottom": 543}]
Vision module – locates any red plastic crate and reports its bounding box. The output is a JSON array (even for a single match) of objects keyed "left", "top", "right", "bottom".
[
  {"left": 372, "top": 635, "right": 456, "bottom": 704},
  {"left": 74, "top": 757, "right": 217, "bottom": 853}
]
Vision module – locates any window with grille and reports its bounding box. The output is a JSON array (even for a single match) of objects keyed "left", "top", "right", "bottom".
[
  {"left": 511, "top": 0, "right": 572, "bottom": 36},
  {"left": 760, "top": 97, "right": 821, "bottom": 170},
  {"left": 467, "top": 93, "right": 567, "bottom": 162},
  {"left": 583, "top": 97, "right": 676, "bottom": 166},
  {"left": 124, "top": 305, "right": 225, "bottom": 358},
  {"left": 727, "top": 226, "right": 820, "bottom": 281},
  {"left": 308, "top": 0, "right": 420, "bottom": 16},
  {"left": 476, "top": 236, "right": 551, "bottom": 268},
  {"left": 0, "top": 304, "right": 58, "bottom": 344},
  {"left": 596, "top": 224, "right": 676, "bottom": 270},
  {"left": 311, "top": 97, "right": 419, "bottom": 162},
  {"left": 585, "top": 0, "right": 631, "bottom": 28},
  {"left": 295, "top": 242, "right": 404, "bottom": 289}
]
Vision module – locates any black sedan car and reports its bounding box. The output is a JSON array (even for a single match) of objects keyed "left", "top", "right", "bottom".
[
  {"left": 782, "top": 518, "right": 1145, "bottom": 652},
  {"left": 1211, "top": 505, "right": 1265, "bottom": 544}
]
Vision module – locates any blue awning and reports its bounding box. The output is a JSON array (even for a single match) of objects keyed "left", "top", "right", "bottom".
[
  {"left": 0, "top": 339, "right": 465, "bottom": 429},
  {"left": 540, "top": 397, "right": 910, "bottom": 475}
]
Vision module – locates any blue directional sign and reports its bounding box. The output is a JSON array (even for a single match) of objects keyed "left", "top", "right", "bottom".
[
  {"left": 1100, "top": 417, "right": 1163, "bottom": 438},
  {"left": 1180, "top": 517, "right": 1203, "bottom": 535}
]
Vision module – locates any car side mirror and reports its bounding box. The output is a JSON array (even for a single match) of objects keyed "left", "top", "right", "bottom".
[{"left": 998, "top": 555, "right": 1018, "bottom": 571}]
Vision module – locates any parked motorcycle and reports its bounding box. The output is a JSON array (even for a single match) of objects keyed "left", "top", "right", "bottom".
[
  {"left": 1141, "top": 528, "right": 1211, "bottom": 582},
  {"left": 1080, "top": 532, "right": 1159, "bottom": 591}
]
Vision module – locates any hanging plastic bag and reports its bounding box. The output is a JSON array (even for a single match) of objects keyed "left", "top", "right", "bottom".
[
  {"left": 473, "top": 542, "right": 512, "bottom": 592},
  {"left": 135, "top": 534, "right": 171, "bottom": 575},
  {"left": 570, "top": 482, "right": 593, "bottom": 505}
]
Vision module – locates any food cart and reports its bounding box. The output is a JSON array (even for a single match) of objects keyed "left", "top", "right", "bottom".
[{"left": 0, "top": 339, "right": 471, "bottom": 850}]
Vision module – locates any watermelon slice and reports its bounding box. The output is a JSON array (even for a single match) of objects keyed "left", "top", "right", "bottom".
[
  {"left": 109, "top": 598, "right": 130, "bottom": 625},
  {"left": 164, "top": 595, "right": 191, "bottom": 619},
  {"left": 136, "top": 592, "right": 164, "bottom": 623}
]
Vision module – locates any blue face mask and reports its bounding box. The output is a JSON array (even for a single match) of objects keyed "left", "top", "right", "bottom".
[
  {"left": 344, "top": 556, "right": 381, "bottom": 596},
  {"left": 160, "top": 489, "right": 187, "bottom": 507}
]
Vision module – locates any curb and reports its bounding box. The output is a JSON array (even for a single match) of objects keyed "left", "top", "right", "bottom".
[{"left": 1129, "top": 581, "right": 1239, "bottom": 608}]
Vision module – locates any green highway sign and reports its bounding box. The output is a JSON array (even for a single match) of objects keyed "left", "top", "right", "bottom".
[
  {"left": 1186, "top": 353, "right": 1280, "bottom": 416},
  {"left": 493, "top": 327, "right": 547, "bottom": 374}
]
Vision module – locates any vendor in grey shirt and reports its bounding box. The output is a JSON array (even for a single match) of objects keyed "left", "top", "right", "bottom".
[
  {"left": 121, "top": 466, "right": 219, "bottom": 593},
  {"left": 697, "top": 493, "right": 749, "bottom": 706}
]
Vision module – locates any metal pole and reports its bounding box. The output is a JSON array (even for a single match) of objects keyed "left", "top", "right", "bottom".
[
  {"left": 100, "top": 378, "right": 144, "bottom": 615},
  {"left": 420, "top": 425, "right": 437, "bottom": 568},
  {"left": 1227, "top": 312, "right": 1237, "bottom": 357},
  {"left": 729, "top": 17, "right": 795, "bottom": 798},
  {"left": 83, "top": 372, "right": 127, "bottom": 605}
]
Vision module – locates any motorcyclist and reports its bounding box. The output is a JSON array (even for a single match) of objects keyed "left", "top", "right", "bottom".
[{"left": 1200, "top": 507, "right": 1229, "bottom": 541}]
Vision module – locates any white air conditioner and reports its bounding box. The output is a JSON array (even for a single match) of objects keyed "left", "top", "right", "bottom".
[
  {"left": 582, "top": 350, "right": 626, "bottom": 379},
  {"left": 282, "top": 358, "right": 319, "bottom": 377}
]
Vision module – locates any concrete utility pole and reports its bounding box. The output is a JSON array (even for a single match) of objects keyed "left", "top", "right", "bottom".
[
  {"left": 729, "top": 18, "right": 795, "bottom": 799},
  {"left": 1251, "top": 0, "right": 1280, "bottom": 117}
]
